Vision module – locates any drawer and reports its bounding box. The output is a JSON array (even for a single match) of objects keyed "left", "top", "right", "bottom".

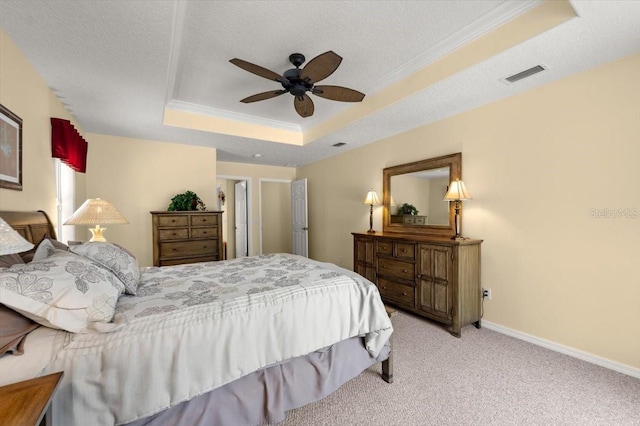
[
  {"left": 395, "top": 242, "right": 415, "bottom": 260},
  {"left": 378, "top": 277, "right": 415, "bottom": 306},
  {"left": 160, "top": 255, "right": 219, "bottom": 266},
  {"left": 191, "top": 214, "right": 218, "bottom": 226},
  {"left": 191, "top": 227, "right": 218, "bottom": 239},
  {"left": 160, "top": 240, "right": 218, "bottom": 258},
  {"left": 157, "top": 215, "right": 189, "bottom": 227},
  {"left": 413, "top": 217, "right": 426, "bottom": 225},
  {"left": 158, "top": 228, "right": 188, "bottom": 241},
  {"left": 376, "top": 241, "right": 393, "bottom": 255},
  {"left": 378, "top": 258, "right": 415, "bottom": 281}
]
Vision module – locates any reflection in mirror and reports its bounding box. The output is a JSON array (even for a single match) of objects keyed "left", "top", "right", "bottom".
[
  {"left": 389, "top": 167, "right": 450, "bottom": 226},
  {"left": 383, "top": 153, "right": 461, "bottom": 237}
]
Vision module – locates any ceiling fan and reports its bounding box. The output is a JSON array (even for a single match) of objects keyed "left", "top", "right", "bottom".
[{"left": 229, "top": 51, "right": 365, "bottom": 118}]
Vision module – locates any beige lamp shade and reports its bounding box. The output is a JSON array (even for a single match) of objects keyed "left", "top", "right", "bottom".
[
  {"left": 0, "top": 217, "right": 34, "bottom": 255},
  {"left": 64, "top": 198, "right": 128, "bottom": 242},
  {"left": 444, "top": 179, "right": 472, "bottom": 201},
  {"left": 364, "top": 190, "right": 381, "bottom": 206}
]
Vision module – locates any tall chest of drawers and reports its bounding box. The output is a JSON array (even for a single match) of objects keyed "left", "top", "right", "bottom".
[
  {"left": 353, "top": 232, "right": 482, "bottom": 337},
  {"left": 151, "top": 211, "right": 223, "bottom": 266}
]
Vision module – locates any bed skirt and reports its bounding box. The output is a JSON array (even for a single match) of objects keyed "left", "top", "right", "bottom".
[{"left": 126, "top": 336, "right": 390, "bottom": 426}]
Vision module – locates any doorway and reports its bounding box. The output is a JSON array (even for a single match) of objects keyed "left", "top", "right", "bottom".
[
  {"left": 216, "top": 175, "right": 251, "bottom": 259},
  {"left": 259, "top": 179, "right": 292, "bottom": 255}
]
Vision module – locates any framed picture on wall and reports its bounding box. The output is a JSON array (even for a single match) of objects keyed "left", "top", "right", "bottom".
[{"left": 0, "top": 104, "right": 23, "bottom": 191}]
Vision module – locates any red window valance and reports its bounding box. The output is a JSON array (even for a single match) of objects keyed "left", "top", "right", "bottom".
[{"left": 51, "top": 118, "right": 87, "bottom": 173}]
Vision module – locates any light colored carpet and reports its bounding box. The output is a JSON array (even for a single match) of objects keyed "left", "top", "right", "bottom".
[{"left": 280, "top": 311, "right": 640, "bottom": 425}]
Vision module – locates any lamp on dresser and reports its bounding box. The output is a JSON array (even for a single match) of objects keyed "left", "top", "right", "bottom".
[
  {"left": 364, "top": 189, "right": 381, "bottom": 233},
  {"left": 64, "top": 198, "right": 128, "bottom": 242},
  {"left": 443, "top": 179, "right": 471, "bottom": 240}
]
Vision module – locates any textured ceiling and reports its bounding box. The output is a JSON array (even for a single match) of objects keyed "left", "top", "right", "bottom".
[{"left": 1, "top": 1, "right": 639, "bottom": 167}]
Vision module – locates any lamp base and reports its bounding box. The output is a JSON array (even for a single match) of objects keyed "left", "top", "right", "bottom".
[
  {"left": 367, "top": 229, "right": 376, "bottom": 234},
  {"left": 89, "top": 225, "right": 107, "bottom": 242}
]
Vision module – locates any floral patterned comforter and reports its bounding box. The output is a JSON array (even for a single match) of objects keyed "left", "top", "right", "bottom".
[
  {"left": 44, "top": 253, "right": 393, "bottom": 425},
  {"left": 116, "top": 253, "right": 351, "bottom": 320}
]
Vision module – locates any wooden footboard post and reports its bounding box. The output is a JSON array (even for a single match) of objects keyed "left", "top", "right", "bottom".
[{"left": 381, "top": 306, "right": 396, "bottom": 383}]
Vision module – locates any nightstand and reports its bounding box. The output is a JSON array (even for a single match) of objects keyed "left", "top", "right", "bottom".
[{"left": 0, "top": 372, "right": 64, "bottom": 426}]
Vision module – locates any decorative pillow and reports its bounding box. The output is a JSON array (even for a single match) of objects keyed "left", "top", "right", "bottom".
[
  {"left": 0, "top": 250, "right": 124, "bottom": 333},
  {"left": 32, "top": 238, "right": 68, "bottom": 262},
  {"left": 71, "top": 242, "right": 141, "bottom": 295},
  {"left": 0, "top": 304, "right": 40, "bottom": 356},
  {"left": 22, "top": 237, "right": 68, "bottom": 263},
  {"left": 0, "top": 254, "right": 25, "bottom": 268}
]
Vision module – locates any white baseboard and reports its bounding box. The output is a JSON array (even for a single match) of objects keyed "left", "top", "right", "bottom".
[{"left": 482, "top": 321, "right": 640, "bottom": 379}]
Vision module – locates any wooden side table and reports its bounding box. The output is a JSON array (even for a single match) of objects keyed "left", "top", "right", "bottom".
[
  {"left": 381, "top": 305, "right": 397, "bottom": 383},
  {"left": 0, "top": 372, "right": 64, "bottom": 426}
]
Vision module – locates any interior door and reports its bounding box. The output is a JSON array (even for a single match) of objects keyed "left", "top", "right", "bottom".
[
  {"left": 291, "top": 178, "right": 308, "bottom": 257},
  {"left": 235, "top": 181, "right": 248, "bottom": 257}
]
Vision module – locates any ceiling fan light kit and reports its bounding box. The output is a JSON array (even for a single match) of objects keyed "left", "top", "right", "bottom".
[{"left": 229, "top": 51, "right": 365, "bottom": 118}]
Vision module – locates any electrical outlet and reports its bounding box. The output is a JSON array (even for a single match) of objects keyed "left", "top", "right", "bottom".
[{"left": 482, "top": 288, "right": 492, "bottom": 300}]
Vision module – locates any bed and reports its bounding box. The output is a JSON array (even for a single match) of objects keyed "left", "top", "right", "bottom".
[{"left": 0, "top": 210, "right": 394, "bottom": 425}]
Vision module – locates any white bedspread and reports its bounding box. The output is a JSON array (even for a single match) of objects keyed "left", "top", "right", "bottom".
[{"left": 44, "top": 254, "right": 393, "bottom": 425}]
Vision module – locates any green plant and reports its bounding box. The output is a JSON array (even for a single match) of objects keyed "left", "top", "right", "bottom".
[
  {"left": 398, "top": 203, "right": 419, "bottom": 215},
  {"left": 167, "top": 190, "right": 207, "bottom": 211}
]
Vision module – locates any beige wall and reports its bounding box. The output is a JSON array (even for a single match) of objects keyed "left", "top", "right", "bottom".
[
  {"left": 391, "top": 175, "right": 430, "bottom": 215},
  {"left": 217, "top": 162, "right": 296, "bottom": 256},
  {"left": 85, "top": 133, "right": 217, "bottom": 266},
  {"left": 261, "top": 181, "right": 292, "bottom": 254},
  {"left": 298, "top": 54, "right": 640, "bottom": 370},
  {"left": 427, "top": 176, "right": 449, "bottom": 225},
  {"left": 0, "top": 30, "right": 85, "bottom": 221}
]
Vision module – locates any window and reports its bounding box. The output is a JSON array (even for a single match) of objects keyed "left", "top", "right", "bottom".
[{"left": 55, "top": 159, "right": 75, "bottom": 244}]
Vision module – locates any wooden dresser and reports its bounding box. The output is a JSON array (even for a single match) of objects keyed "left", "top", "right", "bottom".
[
  {"left": 151, "top": 211, "right": 223, "bottom": 267},
  {"left": 353, "top": 231, "right": 482, "bottom": 337}
]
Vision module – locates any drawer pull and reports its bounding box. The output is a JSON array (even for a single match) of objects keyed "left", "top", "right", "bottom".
[
  {"left": 402, "top": 269, "right": 407, "bottom": 273},
  {"left": 402, "top": 292, "right": 407, "bottom": 296},
  {"left": 172, "top": 232, "right": 177, "bottom": 236},
  {"left": 402, "top": 249, "right": 407, "bottom": 253},
  {"left": 171, "top": 219, "right": 176, "bottom": 223},
  {"left": 172, "top": 248, "right": 177, "bottom": 251}
]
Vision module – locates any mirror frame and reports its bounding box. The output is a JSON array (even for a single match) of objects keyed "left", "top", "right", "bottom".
[{"left": 383, "top": 152, "right": 461, "bottom": 237}]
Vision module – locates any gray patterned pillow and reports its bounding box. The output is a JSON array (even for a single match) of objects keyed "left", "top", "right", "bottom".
[
  {"left": 0, "top": 251, "right": 123, "bottom": 333},
  {"left": 71, "top": 242, "right": 141, "bottom": 295}
]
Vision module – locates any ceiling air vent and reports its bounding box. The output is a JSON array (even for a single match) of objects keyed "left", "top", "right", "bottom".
[
  {"left": 332, "top": 142, "right": 347, "bottom": 147},
  {"left": 502, "top": 65, "right": 547, "bottom": 84}
]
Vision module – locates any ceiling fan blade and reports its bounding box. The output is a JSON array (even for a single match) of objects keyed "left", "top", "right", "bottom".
[
  {"left": 312, "top": 85, "right": 365, "bottom": 102},
  {"left": 229, "top": 58, "right": 287, "bottom": 84},
  {"left": 240, "top": 90, "right": 287, "bottom": 103},
  {"left": 294, "top": 94, "right": 314, "bottom": 118},
  {"left": 300, "top": 51, "right": 342, "bottom": 84}
]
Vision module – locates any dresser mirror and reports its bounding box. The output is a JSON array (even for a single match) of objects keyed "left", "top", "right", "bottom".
[{"left": 383, "top": 153, "right": 461, "bottom": 236}]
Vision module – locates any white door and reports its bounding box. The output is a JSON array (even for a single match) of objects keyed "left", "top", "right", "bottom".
[
  {"left": 235, "top": 181, "right": 248, "bottom": 257},
  {"left": 291, "top": 178, "right": 308, "bottom": 257}
]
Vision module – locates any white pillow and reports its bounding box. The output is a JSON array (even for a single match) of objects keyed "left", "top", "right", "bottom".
[
  {"left": 0, "top": 250, "right": 124, "bottom": 333},
  {"left": 71, "top": 242, "right": 141, "bottom": 295}
]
